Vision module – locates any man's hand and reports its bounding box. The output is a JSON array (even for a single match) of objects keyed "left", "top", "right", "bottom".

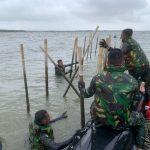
[
  {"left": 78, "top": 81, "right": 85, "bottom": 92},
  {"left": 99, "top": 39, "right": 108, "bottom": 48},
  {"left": 61, "top": 111, "right": 68, "bottom": 118},
  {"left": 140, "top": 82, "right": 145, "bottom": 94}
]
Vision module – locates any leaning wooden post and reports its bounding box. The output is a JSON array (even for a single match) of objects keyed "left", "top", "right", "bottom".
[
  {"left": 77, "top": 47, "right": 85, "bottom": 128},
  {"left": 20, "top": 44, "right": 30, "bottom": 113},
  {"left": 44, "top": 39, "right": 49, "bottom": 97}
]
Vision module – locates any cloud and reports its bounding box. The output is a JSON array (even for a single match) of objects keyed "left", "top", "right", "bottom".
[
  {"left": 69, "top": 0, "right": 147, "bottom": 22},
  {"left": 0, "top": 0, "right": 149, "bottom": 30}
]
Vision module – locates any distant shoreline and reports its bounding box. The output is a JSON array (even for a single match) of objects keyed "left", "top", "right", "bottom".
[
  {"left": 0, "top": 29, "right": 149, "bottom": 32},
  {"left": 0, "top": 29, "right": 25, "bottom": 32}
]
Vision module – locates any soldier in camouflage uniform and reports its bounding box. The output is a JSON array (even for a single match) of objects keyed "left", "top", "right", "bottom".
[
  {"left": 100, "top": 29, "right": 150, "bottom": 100},
  {"left": 78, "top": 49, "right": 145, "bottom": 149},
  {"left": 29, "top": 110, "right": 75, "bottom": 150},
  {"left": 55, "top": 59, "right": 78, "bottom": 76}
]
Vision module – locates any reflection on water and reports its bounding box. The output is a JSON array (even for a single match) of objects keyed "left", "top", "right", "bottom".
[{"left": 0, "top": 31, "right": 149, "bottom": 149}]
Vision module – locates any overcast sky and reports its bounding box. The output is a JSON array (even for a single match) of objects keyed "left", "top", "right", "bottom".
[{"left": 0, "top": 0, "right": 150, "bottom": 30}]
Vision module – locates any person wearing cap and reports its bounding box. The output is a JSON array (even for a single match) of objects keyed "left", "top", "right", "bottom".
[
  {"left": 100, "top": 29, "right": 150, "bottom": 101},
  {"left": 78, "top": 49, "right": 145, "bottom": 149},
  {"left": 29, "top": 110, "right": 75, "bottom": 150}
]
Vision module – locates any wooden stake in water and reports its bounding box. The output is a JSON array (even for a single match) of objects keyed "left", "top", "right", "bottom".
[
  {"left": 77, "top": 47, "right": 85, "bottom": 128},
  {"left": 104, "top": 36, "right": 111, "bottom": 68},
  {"left": 86, "top": 35, "right": 90, "bottom": 60},
  {"left": 63, "top": 26, "right": 99, "bottom": 97},
  {"left": 83, "top": 36, "right": 86, "bottom": 55},
  {"left": 20, "top": 44, "right": 30, "bottom": 113},
  {"left": 75, "top": 38, "right": 78, "bottom": 70},
  {"left": 70, "top": 37, "right": 77, "bottom": 78},
  {"left": 40, "top": 47, "right": 80, "bottom": 98},
  {"left": 97, "top": 47, "right": 104, "bottom": 73},
  {"left": 44, "top": 39, "right": 49, "bottom": 97},
  {"left": 89, "top": 33, "right": 93, "bottom": 59},
  {"left": 95, "top": 36, "right": 99, "bottom": 56}
]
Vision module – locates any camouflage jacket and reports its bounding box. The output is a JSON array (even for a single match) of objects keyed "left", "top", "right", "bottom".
[
  {"left": 83, "top": 66, "right": 143, "bottom": 128},
  {"left": 121, "top": 37, "right": 149, "bottom": 72},
  {"left": 29, "top": 122, "right": 54, "bottom": 150},
  {"left": 55, "top": 65, "right": 65, "bottom": 76}
]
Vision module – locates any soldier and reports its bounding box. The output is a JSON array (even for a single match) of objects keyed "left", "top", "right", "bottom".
[
  {"left": 100, "top": 29, "right": 150, "bottom": 100},
  {"left": 29, "top": 110, "right": 76, "bottom": 150},
  {"left": 78, "top": 49, "right": 145, "bottom": 149},
  {"left": 55, "top": 59, "right": 78, "bottom": 76}
]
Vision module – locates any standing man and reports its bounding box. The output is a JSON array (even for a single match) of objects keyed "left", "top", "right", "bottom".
[
  {"left": 78, "top": 49, "right": 145, "bottom": 149},
  {"left": 100, "top": 29, "right": 150, "bottom": 100}
]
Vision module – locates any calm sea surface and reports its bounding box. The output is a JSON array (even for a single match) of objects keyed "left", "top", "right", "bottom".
[{"left": 0, "top": 31, "right": 150, "bottom": 150}]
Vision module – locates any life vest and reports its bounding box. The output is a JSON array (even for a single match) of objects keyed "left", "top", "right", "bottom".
[{"left": 29, "top": 122, "right": 54, "bottom": 150}]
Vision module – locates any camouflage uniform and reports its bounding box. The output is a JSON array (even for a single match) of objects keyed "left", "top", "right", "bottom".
[
  {"left": 55, "top": 65, "right": 65, "bottom": 76},
  {"left": 29, "top": 122, "right": 54, "bottom": 150},
  {"left": 121, "top": 37, "right": 150, "bottom": 99},
  {"left": 83, "top": 65, "right": 145, "bottom": 148}
]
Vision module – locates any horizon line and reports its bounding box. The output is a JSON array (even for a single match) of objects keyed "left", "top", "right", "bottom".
[{"left": 0, "top": 29, "right": 150, "bottom": 32}]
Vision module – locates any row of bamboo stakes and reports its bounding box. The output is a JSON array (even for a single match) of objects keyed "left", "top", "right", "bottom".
[{"left": 20, "top": 26, "right": 112, "bottom": 128}]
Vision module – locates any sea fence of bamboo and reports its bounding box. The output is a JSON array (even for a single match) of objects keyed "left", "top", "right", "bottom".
[{"left": 19, "top": 27, "right": 113, "bottom": 127}]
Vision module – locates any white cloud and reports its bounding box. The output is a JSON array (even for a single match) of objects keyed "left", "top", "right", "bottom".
[{"left": 0, "top": 0, "right": 149, "bottom": 30}]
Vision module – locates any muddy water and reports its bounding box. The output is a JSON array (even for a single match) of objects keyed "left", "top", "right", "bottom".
[{"left": 0, "top": 31, "right": 149, "bottom": 150}]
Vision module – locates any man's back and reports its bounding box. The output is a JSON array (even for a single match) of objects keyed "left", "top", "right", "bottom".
[
  {"left": 122, "top": 37, "right": 149, "bottom": 71},
  {"left": 85, "top": 66, "right": 138, "bottom": 128}
]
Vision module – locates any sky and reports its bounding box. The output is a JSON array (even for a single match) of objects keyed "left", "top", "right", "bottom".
[{"left": 0, "top": 0, "right": 150, "bottom": 31}]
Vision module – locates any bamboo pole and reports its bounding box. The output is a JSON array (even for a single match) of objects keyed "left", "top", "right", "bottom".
[
  {"left": 83, "top": 36, "right": 86, "bottom": 55},
  {"left": 104, "top": 36, "right": 111, "bottom": 68},
  {"left": 40, "top": 47, "right": 80, "bottom": 98},
  {"left": 106, "top": 35, "right": 111, "bottom": 47},
  {"left": 95, "top": 36, "right": 99, "bottom": 56},
  {"left": 77, "top": 47, "right": 85, "bottom": 128},
  {"left": 97, "top": 47, "right": 104, "bottom": 73},
  {"left": 75, "top": 38, "right": 78, "bottom": 70},
  {"left": 89, "top": 33, "right": 93, "bottom": 59},
  {"left": 63, "top": 26, "right": 99, "bottom": 97},
  {"left": 86, "top": 35, "right": 91, "bottom": 60},
  {"left": 20, "top": 44, "right": 30, "bottom": 113},
  {"left": 44, "top": 39, "right": 49, "bottom": 97},
  {"left": 70, "top": 37, "right": 77, "bottom": 78}
]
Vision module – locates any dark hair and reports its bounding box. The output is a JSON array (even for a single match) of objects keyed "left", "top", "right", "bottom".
[
  {"left": 34, "top": 110, "right": 48, "bottom": 125},
  {"left": 57, "top": 59, "right": 62, "bottom": 63},
  {"left": 108, "top": 49, "right": 123, "bottom": 66},
  {"left": 122, "top": 29, "right": 133, "bottom": 37}
]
